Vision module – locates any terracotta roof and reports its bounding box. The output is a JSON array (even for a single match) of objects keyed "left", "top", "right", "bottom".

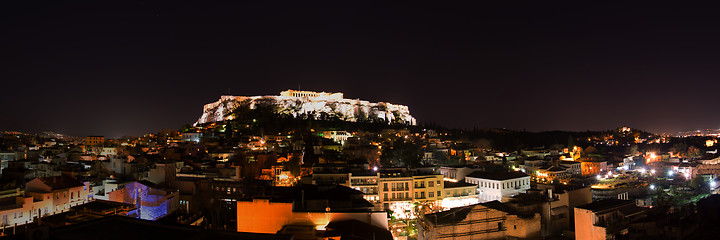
[
  {"left": 39, "top": 175, "right": 83, "bottom": 190},
  {"left": 542, "top": 166, "right": 567, "bottom": 172}
]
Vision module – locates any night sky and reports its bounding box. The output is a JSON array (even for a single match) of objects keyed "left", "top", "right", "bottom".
[{"left": 3, "top": 2, "right": 720, "bottom": 138}]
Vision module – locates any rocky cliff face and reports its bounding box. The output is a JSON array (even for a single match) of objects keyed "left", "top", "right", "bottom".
[{"left": 195, "top": 95, "right": 416, "bottom": 125}]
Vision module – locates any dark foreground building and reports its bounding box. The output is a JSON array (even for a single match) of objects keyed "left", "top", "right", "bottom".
[{"left": 22, "top": 215, "right": 291, "bottom": 240}]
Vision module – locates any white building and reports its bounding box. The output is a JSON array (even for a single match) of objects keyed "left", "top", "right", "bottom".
[
  {"left": 101, "top": 147, "right": 118, "bottom": 157},
  {"left": 322, "top": 131, "right": 353, "bottom": 145},
  {"left": 465, "top": 171, "right": 530, "bottom": 202},
  {"left": 348, "top": 172, "right": 380, "bottom": 204},
  {"left": 181, "top": 132, "right": 202, "bottom": 142},
  {"left": 439, "top": 166, "right": 477, "bottom": 182}
]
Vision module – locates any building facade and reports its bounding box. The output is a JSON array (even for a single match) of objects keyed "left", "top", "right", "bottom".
[
  {"left": 419, "top": 202, "right": 541, "bottom": 240},
  {"left": 465, "top": 171, "right": 531, "bottom": 202}
]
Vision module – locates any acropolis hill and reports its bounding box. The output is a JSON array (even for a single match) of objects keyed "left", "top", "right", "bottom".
[{"left": 195, "top": 90, "right": 416, "bottom": 125}]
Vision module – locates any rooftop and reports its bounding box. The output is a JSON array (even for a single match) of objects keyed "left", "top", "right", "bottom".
[
  {"left": 466, "top": 170, "right": 528, "bottom": 180},
  {"left": 576, "top": 199, "right": 636, "bottom": 212},
  {"left": 541, "top": 166, "right": 567, "bottom": 172},
  {"left": 323, "top": 219, "right": 393, "bottom": 240},
  {"left": 37, "top": 175, "right": 84, "bottom": 189},
  {"left": 443, "top": 181, "right": 476, "bottom": 189},
  {"left": 48, "top": 215, "right": 292, "bottom": 240}
]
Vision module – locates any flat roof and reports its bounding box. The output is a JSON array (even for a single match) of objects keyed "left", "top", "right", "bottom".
[
  {"left": 466, "top": 171, "right": 528, "bottom": 180},
  {"left": 575, "top": 199, "right": 634, "bottom": 212},
  {"left": 443, "top": 181, "right": 476, "bottom": 189}
]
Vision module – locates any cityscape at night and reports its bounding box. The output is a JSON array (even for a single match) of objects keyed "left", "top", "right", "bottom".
[{"left": 3, "top": 2, "right": 720, "bottom": 240}]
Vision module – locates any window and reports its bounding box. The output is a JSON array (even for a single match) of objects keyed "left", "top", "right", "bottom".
[
  {"left": 429, "top": 181, "right": 434, "bottom": 187},
  {"left": 429, "top": 192, "right": 434, "bottom": 197},
  {"left": 405, "top": 192, "right": 409, "bottom": 199},
  {"left": 438, "top": 191, "right": 441, "bottom": 196},
  {"left": 498, "top": 222, "right": 503, "bottom": 230}
]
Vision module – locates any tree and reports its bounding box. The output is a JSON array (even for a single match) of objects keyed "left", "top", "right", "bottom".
[
  {"left": 671, "top": 143, "right": 688, "bottom": 157},
  {"left": 288, "top": 155, "right": 302, "bottom": 177},
  {"left": 380, "top": 141, "right": 421, "bottom": 167},
  {"left": 691, "top": 175, "right": 708, "bottom": 192},
  {"left": 687, "top": 146, "right": 702, "bottom": 158},
  {"left": 433, "top": 150, "right": 449, "bottom": 165},
  {"left": 626, "top": 145, "right": 639, "bottom": 156},
  {"left": 583, "top": 146, "right": 599, "bottom": 155}
]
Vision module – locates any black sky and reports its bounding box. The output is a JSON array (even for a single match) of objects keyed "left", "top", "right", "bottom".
[{"left": 2, "top": 1, "right": 720, "bottom": 138}]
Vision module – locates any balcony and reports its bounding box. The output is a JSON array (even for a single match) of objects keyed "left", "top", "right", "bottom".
[
  {"left": 352, "top": 182, "right": 378, "bottom": 186},
  {"left": 390, "top": 197, "right": 412, "bottom": 201}
]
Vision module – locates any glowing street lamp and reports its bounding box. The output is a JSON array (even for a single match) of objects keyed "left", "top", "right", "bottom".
[
  {"left": 650, "top": 184, "right": 655, "bottom": 190},
  {"left": 711, "top": 181, "right": 717, "bottom": 188}
]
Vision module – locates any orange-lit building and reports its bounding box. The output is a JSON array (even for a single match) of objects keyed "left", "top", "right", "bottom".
[
  {"left": 574, "top": 199, "right": 645, "bottom": 240},
  {"left": 581, "top": 161, "right": 607, "bottom": 177},
  {"left": 25, "top": 175, "right": 91, "bottom": 215},
  {"left": 536, "top": 166, "right": 570, "bottom": 183},
  {"left": 236, "top": 185, "right": 388, "bottom": 238},
  {"left": 85, "top": 136, "right": 105, "bottom": 146}
]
